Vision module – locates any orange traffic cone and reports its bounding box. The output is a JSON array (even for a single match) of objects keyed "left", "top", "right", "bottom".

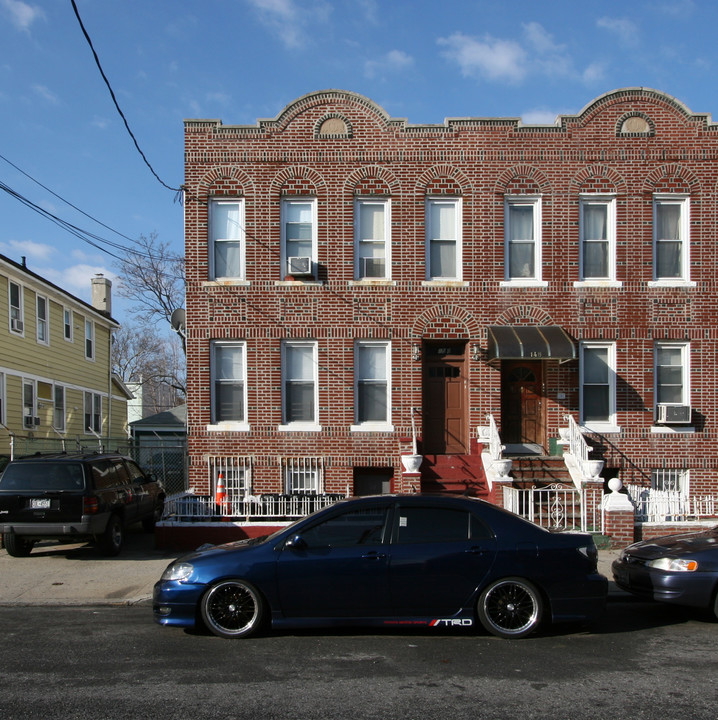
[{"left": 215, "top": 472, "right": 228, "bottom": 518}]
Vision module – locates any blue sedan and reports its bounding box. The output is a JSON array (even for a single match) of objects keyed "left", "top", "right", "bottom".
[
  {"left": 153, "top": 494, "right": 607, "bottom": 639},
  {"left": 612, "top": 526, "right": 718, "bottom": 617}
]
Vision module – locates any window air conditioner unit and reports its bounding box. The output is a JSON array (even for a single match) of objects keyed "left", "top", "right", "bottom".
[
  {"left": 361, "top": 257, "right": 385, "bottom": 278},
  {"left": 287, "top": 256, "right": 312, "bottom": 276},
  {"left": 11, "top": 318, "right": 23, "bottom": 332},
  {"left": 656, "top": 404, "right": 691, "bottom": 424},
  {"left": 23, "top": 415, "right": 34, "bottom": 428}
]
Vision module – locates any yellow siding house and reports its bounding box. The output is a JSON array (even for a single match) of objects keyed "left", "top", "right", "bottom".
[{"left": 0, "top": 254, "right": 131, "bottom": 457}]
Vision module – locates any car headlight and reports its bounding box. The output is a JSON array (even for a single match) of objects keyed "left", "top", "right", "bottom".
[
  {"left": 161, "top": 562, "right": 194, "bottom": 582},
  {"left": 646, "top": 557, "right": 698, "bottom": 572}
]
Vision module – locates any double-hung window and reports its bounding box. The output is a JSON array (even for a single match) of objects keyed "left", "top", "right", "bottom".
[
  {"left": 9, "top": 281, "right": 23, "bottom": 334},
  {"left": 580, "top": 342, "right": 617, "bottom": 430},
  {"left": 355, "top": 199, "right": 389, "bottom": 279},
  {"left": 23, "top": 380, "right": 36, "bottom": 428},
  {"left": 282, "top": 198, "right": 317, "bottom": 278},
  {"left": 85, "top": 320, "right": 95, "bottom": 360},
  {"left": 653, "top": 195, "right": 690, "bottom": 282},
  {"left": 210, "top": 199, "right": 245, "bottom": 280},
  {"left": 655, "top": 342, "right": 690, "bottom": 419},
  {"left": 0, "top": 372, "right": 5, "bottom": 425},
  {"left": 211, "top": 341, "right": 247, "bottom": 426},
  {"left": 84, "top": 391, "right": 101, "bottom": 433},
  {"left": 353, "top": 341, "right": 391, "bottom": 429},
  {"left": 505, "top": 196, "right": 542, "bottom": 282},
  {"left": 54, "top": 385, "right": 65, "bottom": 431},
  {"left": 36, "top": 295, "right": 48, "bottom": 344},
  {"left": 281, "top": 341, "right": 318, "bottom": 427},
  {"left": 426, "top": 198, "right": 461, "bottom": 280},
  {"left": 579, "top": 196, "right": 616, "bottom": 282},
  {"left": 63, "top": 308, "right": 73, "bottom": 341}
]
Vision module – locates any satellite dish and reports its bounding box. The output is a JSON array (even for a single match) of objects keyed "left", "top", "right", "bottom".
[{"left": 171, "top": 308, "right": 186, "bottom": 333}]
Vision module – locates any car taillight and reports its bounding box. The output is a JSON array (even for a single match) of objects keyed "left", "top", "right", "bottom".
[{"left": 83, "top": 497, "right": 99, "bottom": 514}]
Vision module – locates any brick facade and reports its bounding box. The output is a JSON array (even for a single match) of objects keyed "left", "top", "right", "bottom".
[{"left": 183, "top": 88, "right": 718, "bottom": 508}]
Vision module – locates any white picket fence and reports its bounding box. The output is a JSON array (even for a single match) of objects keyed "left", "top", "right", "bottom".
[{"left": 625, "top": 484, "right": 718, "bottom": 523}]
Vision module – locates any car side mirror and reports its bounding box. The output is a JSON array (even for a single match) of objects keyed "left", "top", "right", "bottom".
[{"left": 285, "top": 534, "right": 307, "bottom": 550}]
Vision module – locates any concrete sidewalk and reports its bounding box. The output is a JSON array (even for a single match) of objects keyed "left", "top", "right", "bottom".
[{"left": 0, "top": 529, "right": 626, "bottom": 607}]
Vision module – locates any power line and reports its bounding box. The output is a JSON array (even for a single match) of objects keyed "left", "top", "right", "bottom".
[{"left": 70, "top": 0, "right": 184, "bottom": 200}]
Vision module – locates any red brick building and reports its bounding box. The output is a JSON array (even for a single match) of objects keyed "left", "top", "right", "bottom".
[{"left": 178, "top": 87, "right": 718, "bottom": 542}]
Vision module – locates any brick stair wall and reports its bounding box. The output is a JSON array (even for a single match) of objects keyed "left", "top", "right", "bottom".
[{"left": 420, "top": 454, "right": 489, "bottom": 497}]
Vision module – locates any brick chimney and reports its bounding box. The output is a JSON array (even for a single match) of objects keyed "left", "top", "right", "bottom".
[{"left": 91, "top": 274, "right": 112, "bottom": 316}]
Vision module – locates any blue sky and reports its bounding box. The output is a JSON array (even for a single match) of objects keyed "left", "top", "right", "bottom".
[{"left": 0, "top": 0, "right": 715, "bottom": 320}]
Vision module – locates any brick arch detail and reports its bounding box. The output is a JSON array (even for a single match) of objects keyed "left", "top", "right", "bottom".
[
  {"left": 270, "top": 166, "right": 326, "bottom": 195},
  {"left": 198, "top": 166, "right": 255, "bottom": 198},
  {"left": 411, "top": 305, "right": 481, "bottom": 339},
  {"left": 570, "top": 165, "right": 627, "bottom": 195},
  {"left": 344, "top": 165, "right": 400, "bottom": 196},
  {"left": 415, "top": 165, "right": 472, "bottom": 195},
  {"left": 643, "top": 164, "right": 700, "bottom": 194},
  {"left": 495, "top": 165, "right": 552, "bottom": 195},
  {"left": 494, "top": 306, "right": 555, "bottom": 326}
]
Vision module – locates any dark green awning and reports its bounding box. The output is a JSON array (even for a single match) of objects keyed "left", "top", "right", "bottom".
[{"left": 487, "top": 326, "right": 576, "bottom": 361}]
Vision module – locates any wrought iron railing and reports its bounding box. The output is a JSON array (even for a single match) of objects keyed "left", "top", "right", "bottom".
[{"left": 486, "top": 414, "right": 503, "bottom": 461}]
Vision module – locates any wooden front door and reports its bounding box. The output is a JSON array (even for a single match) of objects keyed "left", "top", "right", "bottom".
[
  {"left": 501, "top": 361, "right": 546, "bottom": 447},
  {"left": 422, "top": 342, "right": 467, "bottom": 454}
]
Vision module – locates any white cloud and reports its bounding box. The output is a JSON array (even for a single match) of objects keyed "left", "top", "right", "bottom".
[
  {"left": 32, "top": 84, "right": 59, "bottom": 104},
  {"left": 246, "top": 0, "right": 332, "bottom": 50},
  {"left": 596, "top": 17, "right": 639, "bottom": 46},
  {"left": 0, "top": 239, "right": 55, "bottom": 262},
  {"left": 1, "top": 0, "right": 45, "bottom": 32},
  {"left": 41, "top": 264, "right": 118, "bottom": 298},
  {"left": 364, "top": 50, "right": 414, "bottom": 79},
  {"left": 521, "top": 108, "right": 560, "bottom": 125},
  {"left": 437, "top": 32, "right": 528, "bottom": 83},
  {"left": 582, "top": 61, "right": 606, "bottom": 84}
]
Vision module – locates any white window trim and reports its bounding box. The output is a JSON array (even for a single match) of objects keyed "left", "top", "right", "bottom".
[
  {"left": 36, "top": 294, "right": 49, "bottom": 345},
  {"left": 53, "top": 384, "right": 65, "bottom": 432},
  {"left": 502, "top": 195, "right": 544, "bottom": 285},
  {"left": 0, "top": 371, "right": 5, "bottom": 426},
  {"left": 209, "top": 198, "right": 246, "bottom": 281},
  {"left": 575, "top": 194, "right": 621, "bottom": 286},
  {"left": 579, "top": 341, "right": 620, "bottom": 433},
  {"left": 650, "top": 194, "right": 692, "bottom": 286},
  {"left": 425, "top": 197, "right": 462, "bottom": 281},
  {"left": 8, "top": 280, "right": 24, "bottom": 335},
  {"left": 207, "top": 340, "right": 250, "bottom": 432},
  {"left": 85, "top": 319, "right": 95, "bottom": 361},
  {"left": 83, "top": 391, "right": 102, "bottom": 434},
  {"left": 63, "top": 307, "right": 73, "bottom": 342},
  {"left": 278, "top": 340, "right": 321, "bottom": 431},
  {"left": 351, "top": 340, "right": 394, "bottom": 432},
  {"left": 653, "top": 341, "right": 691, "bottom": 429},
  {"left": 354, "top": 197, "right": 391, "bottom": 281},
  {"left": 23, "top": 378, "right": 37, "bottom": 429},
  {"left": 281, "top": 197, "right": 318, "bottom": 280}
]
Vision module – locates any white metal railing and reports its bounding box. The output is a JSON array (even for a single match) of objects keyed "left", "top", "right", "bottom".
[
  {"left": 563, "top": 414, "right": 600, "bottom": 479},
  {"left": 625, "top": 484, "right": 718, "bottom": 523},
  {"left": 486, "top": 414, "right": 503, "bottom": 461},
  {"left": 503, "top": 484, "right": 605, "bottom": 533},
  {"left": 161, "top": 491, "right": 345, "bottom": 522}
]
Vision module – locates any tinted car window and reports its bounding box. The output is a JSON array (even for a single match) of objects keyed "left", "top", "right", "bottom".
[
  {"left": 92, "top": 460, "right": 119, "bottom": 490},
  {"left": 300, "top": 506, "right": 388, "bottom": 548},
  {"left": 112, "top": 460, "right": 130, "bottom": 485},
  {"left": 393, "top": 507, "right": 491, "bottom": 544},
  {"left": 0, "top": 462, "right": 85, "bottom": 491},
  {"left": 124, "top": 460, "right": 146, "bottom": 482}
]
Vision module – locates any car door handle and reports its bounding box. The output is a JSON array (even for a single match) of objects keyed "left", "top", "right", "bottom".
[
  {"left": 361, "top": 551, "right": 386, "bottom": 560},
  {"left": 466, "top": 546, "right": 484, "bottom": 555}
]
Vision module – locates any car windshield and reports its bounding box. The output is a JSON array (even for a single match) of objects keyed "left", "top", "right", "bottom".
[{"left": 0, "top": 462, "right": 86, "bottom": 491}]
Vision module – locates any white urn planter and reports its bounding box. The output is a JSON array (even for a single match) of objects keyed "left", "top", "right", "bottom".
[
  {"left": 584, "top": 459, "right": 604, "bottom": 480},
  {"left": 491, "top": 458, "right": 513, "bottom": 478},
  {"left": 401, "top": 454, "right": 423, "bottom": 473}
]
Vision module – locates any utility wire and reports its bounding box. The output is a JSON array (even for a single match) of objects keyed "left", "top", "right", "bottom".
[{"left": 70, "top": 0, "right": 184, "bottom": 201}]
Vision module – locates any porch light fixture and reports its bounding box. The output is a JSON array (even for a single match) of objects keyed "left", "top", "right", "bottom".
[
  {"left": 471, "top": 343, "right": 480, "bottom": 362},
  {"left": 411, "top": 343, "right": 421, "bottom": 362}
]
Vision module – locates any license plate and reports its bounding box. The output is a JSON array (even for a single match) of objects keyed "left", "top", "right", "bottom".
[{"left": 30, "top": 498, "right": 51, "bottom": 509}]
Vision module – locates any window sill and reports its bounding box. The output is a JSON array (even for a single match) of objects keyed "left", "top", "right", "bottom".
[
  {"left": 206, "top": 422, "right": 250, "bottom": 433},
  {"left": 580, "top": 424, "right": 621, "bottom": 434},
  {"left": 274, "top": 280, "right": 324, "bottom": 287},
  {"left": 277, "top": 423, "right": 322, "bottom": 432},
  {"left": 350, "top": 423, "right": 395, "bottom": 433},
  {"left": 650, "top": 425, "right": 696, "bottom": 434},
  {"left": 573, "top": 280, "right": 623, "bottom": 289},
  {"left": 421, "top": 280, "right": 468, "bottom": 288},
  {"left": 349, "top": 279, "right": 396, "bottom": 287},
  {"left": 499, "top": 280, "right": 549, "bottom": 288},
  {"left": 202, "top": 279, "right": 249, "bottom": 288},
  {"left": 647, "top": 280, "right": 696, "bottom": 289}
]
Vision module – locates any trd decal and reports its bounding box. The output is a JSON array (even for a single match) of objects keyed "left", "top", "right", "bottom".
[{"left": 430, "top": 618, "right": 473, "bottom": 627}]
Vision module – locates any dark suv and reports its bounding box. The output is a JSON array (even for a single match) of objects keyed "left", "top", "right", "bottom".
[{"left": 0, "top": 452, "right": 165, "bottom": 557}]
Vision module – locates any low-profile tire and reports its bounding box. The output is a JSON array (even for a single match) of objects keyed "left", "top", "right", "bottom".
[
  {"left": 200, "top": 579, "right": 265, "bottom": 639},
  {"left": 712, "top": 590, "right": 718, "bottom": 622},
  {"left": 142, "top": 502, "right": 164, "bottom": 532},
  {"left": 3, "top": 532, "right": 34, "bottom": 558},
  {"left": 99, "top": 514, "right": 123, "bottom": 556},
  {"left": 477, "top": 577, "right": 543, "bottom": 639}
]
